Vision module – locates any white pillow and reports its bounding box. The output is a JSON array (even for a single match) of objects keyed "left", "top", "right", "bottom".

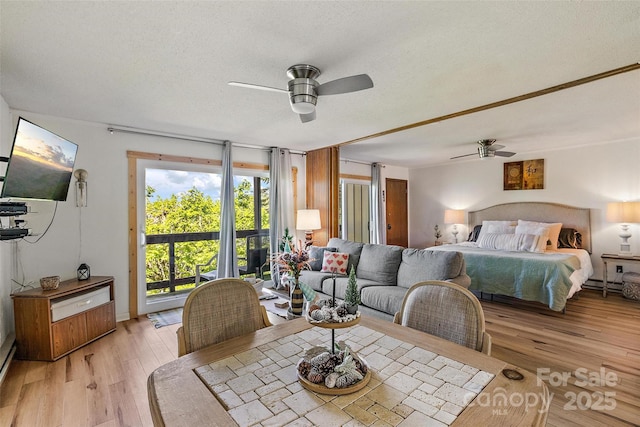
[
  {"left": 477, "top": 233, "right": 547, "bottom": 253},
  {"left": 516, "top": 220, "right": 562, "bottom": 250},
  {"left": 477, "top": 220, "right": 517, "bottom": 242}
]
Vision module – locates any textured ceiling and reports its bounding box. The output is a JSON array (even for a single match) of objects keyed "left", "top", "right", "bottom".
[{"left": 1, "top": 1, "right": 638, "bottom": 168}]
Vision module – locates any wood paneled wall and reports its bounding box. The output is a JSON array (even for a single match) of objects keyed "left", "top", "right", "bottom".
[{"left": 305, "top": 147, "right": 339, "bottom": 245}]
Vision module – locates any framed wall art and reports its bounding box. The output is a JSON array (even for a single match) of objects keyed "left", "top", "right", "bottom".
[{"left": 503, "top": 159, "right": 544, "bottom": 190}]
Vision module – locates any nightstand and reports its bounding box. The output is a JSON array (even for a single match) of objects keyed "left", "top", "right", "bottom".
[{"left": 601, "top": 253, "right": 640, "bottom": 297}]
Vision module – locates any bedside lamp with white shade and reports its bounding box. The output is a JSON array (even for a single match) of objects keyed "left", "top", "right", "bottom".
[
  {"left": 444, "top": 209, "right": 465, "bottom": 244},
  {"left": 606, "top": 201, "right": 640, "bottom": 255},
  {"left": 296, "top": 209, "right": 321, "bottom": 246}
]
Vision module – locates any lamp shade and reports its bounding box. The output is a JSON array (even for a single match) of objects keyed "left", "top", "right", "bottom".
[
  {"left": 606, "top": 202, "right": 640, "bottom": 223},
  {"left": 297, "top": 209, "right": 321, "bottom": 230},
  {"left": 444, "top": 209, "right": 465, "bottom": 225}
]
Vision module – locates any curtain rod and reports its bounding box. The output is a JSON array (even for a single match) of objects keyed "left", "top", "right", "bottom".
[
  {"left": 341, "top": 157, "right": 385, "bottom": 167},
  {"left": 107, "top": 124, "right": 306, "bottom": 154}
]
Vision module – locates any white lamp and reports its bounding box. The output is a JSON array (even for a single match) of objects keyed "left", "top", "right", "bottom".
[
  {"left": 297, "top": 209, "right": 321, "bottom": 246},
  {"left": 606, "top": 201, "right": 640, "bottom": 255},
  {"left": 444, "top": 209, "right": 465, "bottom": 243}
]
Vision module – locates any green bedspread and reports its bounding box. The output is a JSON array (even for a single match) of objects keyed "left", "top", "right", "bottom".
[{"left": 431, "top": 244, "right": 581, "bottom": 311}]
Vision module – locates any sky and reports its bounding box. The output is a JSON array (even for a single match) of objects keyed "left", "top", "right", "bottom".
[{"left": 145, "top": 168, "right": 257, "bottom": 200}]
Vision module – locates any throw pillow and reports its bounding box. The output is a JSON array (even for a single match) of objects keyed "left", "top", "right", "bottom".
[
  {"left": 516, "top": 220, "right": 562, "bottom": 250},
  {"left": 320, "top": 251, "right": 349, "bottom": 275},
  {"left": 307, "top": 246, "right": 337, "bottom": 271},
  {"left": 476, "top": 220, "right": 517, "bottom": 242},
  {"left": 477, "top": 232, "right": 547, "bottom": 253}
]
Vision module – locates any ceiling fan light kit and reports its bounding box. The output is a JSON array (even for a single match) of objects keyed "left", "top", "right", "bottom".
[{"left": 229, "top": 63, "right": 373, "bottom": 122}]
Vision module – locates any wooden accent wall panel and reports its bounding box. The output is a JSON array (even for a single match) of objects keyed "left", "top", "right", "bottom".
[{"left": 305, "top": 147, "right": 340, "bottom": 245}]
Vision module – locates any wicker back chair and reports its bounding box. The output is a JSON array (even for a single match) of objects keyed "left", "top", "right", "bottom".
[
  {"left": 393, "top": 280, "right": 492, "bottom": 355},
  {"left": 177, "top": 278, "right": 272, "bottom": 356}
]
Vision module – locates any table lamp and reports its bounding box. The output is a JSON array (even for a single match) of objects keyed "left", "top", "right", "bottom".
[
  {"left": 606, "top": 201, "right": 640, "bottom": 255},
  {"left": 444, "top": 209, "right": 465, "bottom": 243},
  {"left": 297, "top": 209, "right": 321, "bottom": 246}
]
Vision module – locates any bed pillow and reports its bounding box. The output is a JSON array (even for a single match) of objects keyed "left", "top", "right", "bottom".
[
  {"left": 467, "top": 225, "right": 483, "bottom": 242},
  {"left": 307, "top": 246, "right": 337, "bottom": 271},
  {"left": 477, "top": 233, "right": 547, "bottom": 253},
  {"left": 476, "top": 220, "right": 517, "bottom": 242},
  {"left": 320, "top": 251, "right": 349, "bottom": 275},
  {"left": 557, "top": 228, "right": 582, "bottom": 249},
  {"left": 516, "top": 220, "right": 562, "bottom": 250}
]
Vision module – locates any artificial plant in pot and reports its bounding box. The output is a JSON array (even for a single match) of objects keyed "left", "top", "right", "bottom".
[{"left": 344, "top": 265, "right": 360, "bottom": 315}]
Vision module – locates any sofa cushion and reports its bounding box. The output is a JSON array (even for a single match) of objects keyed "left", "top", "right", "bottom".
[
  {"left": 360, "top": 286, "right": 407, "bottom": 316},
  {"left": 356, "top": 244, "right": 404, "bottom": 286},
  {"left": 307, "top": 246, "right": 337, "bottom": 271},
  {"left": 397, "top": 249, "right": 466, "bottom": 288},
  {"left": 299, "top": 270, "right": 335, "bottom": 292},
  {"left": 320, "top": 276, "right": 380, "bottom": 300},
  {"left": 320, "top": 252, "right": 349, "bottom": 275},
  {"left": 327, "top": 238, "right": 364, "bottom": 272}
]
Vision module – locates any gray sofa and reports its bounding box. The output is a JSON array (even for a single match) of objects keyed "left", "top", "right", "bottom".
[{"left": 299, "top": 238, "right": 471, "bottom": 321}]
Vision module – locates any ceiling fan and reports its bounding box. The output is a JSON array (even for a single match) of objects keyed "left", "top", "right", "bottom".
[
  {"left": 450, "top": 139, "right": 516, "bottom": 160},
  {"left": 228, "top": 64, "right": 373, "bottom": 123}
]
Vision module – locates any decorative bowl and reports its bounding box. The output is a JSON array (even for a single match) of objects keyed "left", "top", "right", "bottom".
[{"left": 40, "top": 276, "right": 60, "bottom": 290}]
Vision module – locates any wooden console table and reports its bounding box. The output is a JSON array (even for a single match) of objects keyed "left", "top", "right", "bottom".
[
  {"left": 601, "top": 254, "right": 640, "bottom": 297},
  {"left": 12, "top": 276, "right": 116, "bottom": 361}
]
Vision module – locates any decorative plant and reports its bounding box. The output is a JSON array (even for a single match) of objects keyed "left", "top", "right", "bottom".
[
  {"left": 272, "top": 240, "right": 310, "bottom": 283},
  {"left": 278, "top": 227, "right": 294, "bottom": 252},
  {"left": 344, "top": 265, "right": 360, "bottom": 311}
]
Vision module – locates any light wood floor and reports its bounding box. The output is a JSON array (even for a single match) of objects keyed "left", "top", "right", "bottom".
[{"left": 0, "top": 289, "right": 638, "bottom": 426}]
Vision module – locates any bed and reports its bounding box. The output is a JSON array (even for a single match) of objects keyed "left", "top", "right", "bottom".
[{"left": 430, "top": 202, "right": 594, "bottom": 311}]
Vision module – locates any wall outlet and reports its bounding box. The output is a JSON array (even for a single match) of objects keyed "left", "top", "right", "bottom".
[{"left": 616, "top": 265, "right": 623, "bottom": 273}]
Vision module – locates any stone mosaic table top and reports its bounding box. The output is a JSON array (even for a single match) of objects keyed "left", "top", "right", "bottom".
[{"left": 195, "top": 325, "right": 495, "bottom": 427}]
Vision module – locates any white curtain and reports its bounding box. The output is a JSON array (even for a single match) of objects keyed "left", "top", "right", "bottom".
[
  {"left": 269, "top": 148, "right": 295, "bottom": 288},
  {"left": 370, "top": 163, "right": 385, "bottom": 244},
  {"left": 217, "top": 141, "right": 239, "bottom": 278}
]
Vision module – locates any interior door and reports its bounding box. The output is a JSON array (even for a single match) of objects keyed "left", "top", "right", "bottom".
[{"left": 385, "top": 178, "right": 408, "bottom": 247}]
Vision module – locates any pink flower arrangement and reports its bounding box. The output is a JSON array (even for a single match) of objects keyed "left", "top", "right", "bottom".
[{"left": 273, "top": 240, "right": 311, "bottom": 281}]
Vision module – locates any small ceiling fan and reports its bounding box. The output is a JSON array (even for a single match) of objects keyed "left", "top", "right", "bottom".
[
  {"left": 450, "top": 139, "right": 516, "bottom": 160},
  {"left": 229, "top": 64, "right": 373, "bottom": 123}
]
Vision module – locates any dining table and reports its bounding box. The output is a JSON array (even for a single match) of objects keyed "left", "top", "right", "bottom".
[{"left": 147, "top": 315, "right": 549, "bottom": 426}]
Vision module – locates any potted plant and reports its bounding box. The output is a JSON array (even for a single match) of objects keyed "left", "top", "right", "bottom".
[{"left": 344, "top": 265, "right": 360, "bottom": 314}]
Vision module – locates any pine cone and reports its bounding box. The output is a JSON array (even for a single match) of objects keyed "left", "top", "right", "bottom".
[
  {"left": 335, "top": 306, "right": 347, "bottom": 318},
  {"left": 307, "top": 368, "right": 324, "bottom": 384},
  {"left": 297, "top": 360, "right": 311, "bottom": 378}
]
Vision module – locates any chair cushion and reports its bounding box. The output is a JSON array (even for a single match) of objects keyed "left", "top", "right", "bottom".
[
  {"left": 397, "top": 249, "right": 465, "bottom": 288},
  {"left": 320, "top": 276, "right": 380, "bottom": 300},
  {"left": 356, "top": 244, "right": 404, "bottom": 286}
]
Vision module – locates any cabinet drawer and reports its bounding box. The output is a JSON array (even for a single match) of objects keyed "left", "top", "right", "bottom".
[{"left": 51, "top": 286, "right": 110, "bottom": 322}]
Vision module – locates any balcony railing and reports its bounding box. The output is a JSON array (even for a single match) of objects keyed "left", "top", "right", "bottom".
[{"left": 145, "top": 229, "right": 268, "bottom": 294}]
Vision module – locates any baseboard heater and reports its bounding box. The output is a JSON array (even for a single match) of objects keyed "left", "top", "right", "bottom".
[{"left": 0, "top": 334, "right": 16, "bottom": 385}]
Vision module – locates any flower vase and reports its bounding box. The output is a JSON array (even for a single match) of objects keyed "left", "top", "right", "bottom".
[{"left": 290, "top": 279, "right": 304, "bottom": 315}]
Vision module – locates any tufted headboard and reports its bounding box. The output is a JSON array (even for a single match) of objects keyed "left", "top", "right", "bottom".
[{"left": 468, "top": 202, "right": 592, "bottom": 253}]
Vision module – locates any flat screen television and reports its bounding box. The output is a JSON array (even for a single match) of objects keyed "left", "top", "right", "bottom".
[{"left": 1, "top": 117, "right": 78, "bottom": 201}]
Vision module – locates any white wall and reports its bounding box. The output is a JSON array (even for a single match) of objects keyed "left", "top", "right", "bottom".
[{"left": 408, "top": 139, "right": 640, "bottom": 281}]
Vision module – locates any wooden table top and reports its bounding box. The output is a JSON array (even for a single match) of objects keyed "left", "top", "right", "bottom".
[{"left": 148, "top": 316, "right": 548, "bottom": 426}]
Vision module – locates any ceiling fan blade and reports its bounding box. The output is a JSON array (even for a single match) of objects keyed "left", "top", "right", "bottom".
[
  {"left": 495, "top": 151, "right": 516, "bottom": 157},
  {"left": 450, "top": 153, "right": 477, "bottom": 160},
  {"left": 228, "top": 81, "right": 288, "bottom": 94},
  {"left": 300, "top": 111, "right": 316, "bottom": 123},
  {"left": 316, "top": 74, "right": 373, "bottom": 96},
  {"left": 489, "top": 144, "right": 505, "bottom": 151}
]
